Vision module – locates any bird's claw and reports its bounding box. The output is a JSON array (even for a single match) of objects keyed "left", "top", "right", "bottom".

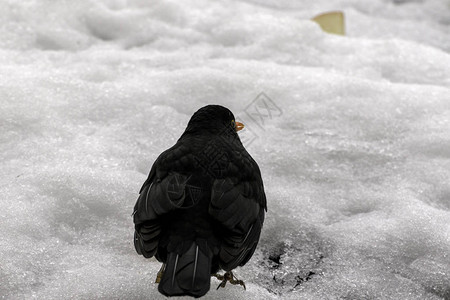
[
  {"left": 213, "top": 271, "right": 246, "bottom": 290},
  {"left": 155, "top": 263, "right": 165, "bottom": 283}
]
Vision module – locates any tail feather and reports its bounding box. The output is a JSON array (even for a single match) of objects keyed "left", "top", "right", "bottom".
[
  {"left": 134, "top": 220, "right": 161, "bottom": 258},
  {"left": 158, "top": 241, "right": 212, "bottom": 298}
]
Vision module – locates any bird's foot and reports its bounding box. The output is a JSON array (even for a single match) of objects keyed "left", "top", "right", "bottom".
[
  {"left": 213, "top": 271, "right": 246, "bottom": 290},
  {"left": 155, "top": 263, "right": 165, "bottom": 283}
]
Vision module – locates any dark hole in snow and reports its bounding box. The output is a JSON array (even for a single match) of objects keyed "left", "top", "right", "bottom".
[{"left": 256, "top": 233, "right": 327, "bottom": 295}]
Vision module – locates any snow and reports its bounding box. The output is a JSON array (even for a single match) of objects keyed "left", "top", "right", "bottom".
[{"left": 1, "top": 0, "right": 450, "bottom": 299}]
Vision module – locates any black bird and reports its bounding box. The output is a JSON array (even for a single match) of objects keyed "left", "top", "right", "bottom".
[{"left": 132, "top": 105, "right": 266, "bottom": 298}]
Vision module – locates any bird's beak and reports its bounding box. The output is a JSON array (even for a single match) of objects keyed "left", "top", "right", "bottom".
[{"left": 235, "top": 121, "right": 244, "bottom": 132}]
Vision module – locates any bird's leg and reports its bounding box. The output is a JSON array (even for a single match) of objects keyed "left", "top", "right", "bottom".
[
  {"left": 213, "top": 271, "right": 246, "bottom": 290},
  {"left": 155, "top": 263, "right": 166, "bottom": 283}
]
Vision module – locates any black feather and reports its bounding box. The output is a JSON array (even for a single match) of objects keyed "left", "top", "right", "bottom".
[{"left": 158, "top": 241, "right": 212, "bottom": 298}]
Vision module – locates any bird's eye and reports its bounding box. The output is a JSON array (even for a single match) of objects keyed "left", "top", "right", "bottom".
[{"left": 231, "top": 120, "right": 236, "bottom": 128}]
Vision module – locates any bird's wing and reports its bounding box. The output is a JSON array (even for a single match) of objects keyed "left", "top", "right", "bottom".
[
  {"left": 133, "top": 142, "right": 189, "bottom": 258},
  {"left": 133, "top": 170, "right": 191, "bottom": 258},
  {"left": 209, "top": 176, "right": 266, "bottom": 271}
]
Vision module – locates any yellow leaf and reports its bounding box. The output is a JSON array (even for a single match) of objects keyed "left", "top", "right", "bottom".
[{"left": 312, "top": 11, "right": 345, "bottom": 36}]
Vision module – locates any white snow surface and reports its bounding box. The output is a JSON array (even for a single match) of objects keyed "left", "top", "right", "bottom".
[{"left": 1, "top": 0, "right": 450, "bottom": 299}]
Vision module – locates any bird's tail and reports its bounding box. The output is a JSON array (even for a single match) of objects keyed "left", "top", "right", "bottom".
[{"left": 158, "top": 241, "right": 212, "bottom": 298}]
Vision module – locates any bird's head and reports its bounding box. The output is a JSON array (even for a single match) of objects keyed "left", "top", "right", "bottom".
[{"left": 182, "top": 105, "right": 244, "bottom": 137}]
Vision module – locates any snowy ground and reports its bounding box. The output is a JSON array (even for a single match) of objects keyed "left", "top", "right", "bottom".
[{"left": 1, "top": 0, "right": 450, "bottom": 299}]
